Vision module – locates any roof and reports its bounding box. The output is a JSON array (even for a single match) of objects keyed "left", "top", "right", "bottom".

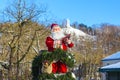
[
  {"left": 99, "top": 62, "right": 120, "bottom": 72},
  {"left": 102, "top": 51, "right": 120, "bottom": 61}
]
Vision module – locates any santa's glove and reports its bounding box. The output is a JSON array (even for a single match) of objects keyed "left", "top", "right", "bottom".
[{"left": 67, "top": 39, "right": 72, "bottom": 44}]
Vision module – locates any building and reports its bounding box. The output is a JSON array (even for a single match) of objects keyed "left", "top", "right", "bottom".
[{"left": 99, "top": 51, "right": 120, "bottom": 80}]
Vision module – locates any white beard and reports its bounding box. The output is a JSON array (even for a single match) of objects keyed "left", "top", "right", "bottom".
[{"left": 51, "top": 30, "right": 65, "bottom": 40}]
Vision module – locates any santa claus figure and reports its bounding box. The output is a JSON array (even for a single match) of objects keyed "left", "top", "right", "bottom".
[{"left": 45, "top": 23, "right": 74, "bottom": 73}]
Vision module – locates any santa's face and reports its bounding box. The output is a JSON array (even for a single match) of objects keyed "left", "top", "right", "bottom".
[
  {"left": 52, "top": 26, "right": 61, "bottom": 32},
  {"left": 51, "top": 26, "right": 65, "bottom": 40}
]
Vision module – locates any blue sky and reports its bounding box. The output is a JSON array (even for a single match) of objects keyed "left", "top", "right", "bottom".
[{"left": 0, "top": 0, "right": 120, "bottom": 26}]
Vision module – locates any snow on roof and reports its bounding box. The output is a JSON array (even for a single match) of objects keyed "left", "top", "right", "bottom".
[
  {"left": 102, "top": 51, "right": 120, "bottom": 61},
  {"left": 99, "top": 62, "right": 120, "bottom": 72}
]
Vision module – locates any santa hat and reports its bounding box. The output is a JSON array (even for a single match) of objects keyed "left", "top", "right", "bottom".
[{"left": 51, "top": 23, "right": 59, "bottom": 29}]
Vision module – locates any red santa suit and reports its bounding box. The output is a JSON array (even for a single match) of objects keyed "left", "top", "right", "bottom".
[
  {"left": 45, "top": 36, "right": 74, "bottom": 73},
  {"left": 46, "top": 36, "right": 73, "bottom": 52}
]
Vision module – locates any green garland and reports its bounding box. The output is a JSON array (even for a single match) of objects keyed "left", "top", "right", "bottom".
[
  {"left": 38, "top": 72, "right": 75, "bottom": 80},
  {"left": 32, "top": 48, "right": 76, "bottom": 80}
]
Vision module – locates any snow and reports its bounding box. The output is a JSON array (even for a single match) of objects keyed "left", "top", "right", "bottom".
[
  {"left": 100, "top": 62, "right": 120, "bottom": 72},
  {"left": 63, "top": 26, "right": 87, "bottom": 37},
  {"left": 101, "top": 62, "right": 120, "bottom": 69},
  {"left": 102, "top": 51, "right": 120, "bottom": 61},
  {"left": 62, "top": 19, "right": 96, "bottom": 41}
]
